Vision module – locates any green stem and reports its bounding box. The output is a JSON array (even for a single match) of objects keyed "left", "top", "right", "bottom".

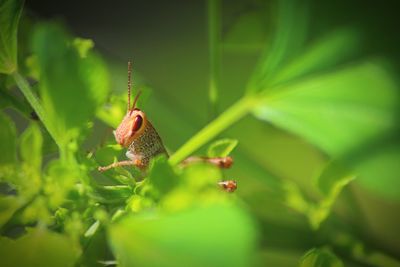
[
  {"left": 12, "top": 71, "right": 61, "bottom": 149},
  {"left": 169, "top": 96, "right": 258, "bottom": 165},
  {"left": 207, "top": 0, "right": 221, "bottom": 119}
]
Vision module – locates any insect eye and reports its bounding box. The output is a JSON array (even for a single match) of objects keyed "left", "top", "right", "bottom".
[{"left": 132, "top": 115, "right": 143, "bottom": 132}]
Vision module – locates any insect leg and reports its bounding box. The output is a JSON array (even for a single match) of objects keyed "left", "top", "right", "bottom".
[{"left": 98, "top": 159, "right": 142, "bottom": 172}]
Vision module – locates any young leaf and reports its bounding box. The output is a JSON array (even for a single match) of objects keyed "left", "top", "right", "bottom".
[
  {"left": 0, "top": 0, "right": 24, "bottom": 74},
  {"left": 299, "top": 248, "right": 343, "bottom": 267},
  {"left": 207, "top": 138, "right": 238, "bottom": 157},
  {"left": 0, "top": 112, "right": 17, "bottom": 165},
  {"left": 109, "top": 204, "right": 257, "bottom": 267},
  {"left": 308, "top": 161, "right": 356, "bottom": 229},
  {"left": 0, "top": 228, "right": 79, "bottom": 267}
]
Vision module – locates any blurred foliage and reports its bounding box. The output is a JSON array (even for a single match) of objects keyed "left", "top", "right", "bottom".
[
  {"left": 0, "top": 0, "right": 23, "bottom": 74},
  {"left": 0, "top": 0, "right": 400, "bottom": 266}
]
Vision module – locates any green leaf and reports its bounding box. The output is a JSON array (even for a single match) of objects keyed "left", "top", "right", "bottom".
[
  {"left": 269, "top": 28, "right": 362, "bottom": 87},
  {"left": 354, "top": 140, "right": 400, "bottom": 200},
  {"left": 253, "top": 60, "right": 399, "bottom": 157},
  {"left": 0, "top": 195, "right": 22, "bottom": 228},
  {"left": 89, "top": 185, "right": 132, "bottom": 204},
  {"left": 0, "top": 0, "right": 24, "bottom": 74},
  {"left": 207, "top": 138, "right": 238, "bottom": 157},
  {"left": 72, "top": 37, "right": 94, "bottom": 58},
  {"left": 223, "top": 10, "right": 267, "bottom": 52},
  {"left": 20, "top": 123, "right": 43, "bottom": 172},
  {"left": 147, "top": 155, "right": 179, "bottom": 198},
  {"left": 248, "top": 0, "right": 309, "bottom": 91},
  {"left": 0, "top": 112, "right": 17, "bottom": 165},
  {"left": 316, "top": 161, "right": 355, "bottom": 196},
  {"left": 299, "top": 248, "right": 343, "bottom": 267},
  {"left": 44, "top": 160, "right": 80, "bottom": 208},
  {"left": 32, "top": 23, "right": 109, "bottom": 143},
  {"left": 109, "top": 204, "right": 257, "bottom": 267},
  {"left": 0, "top": 228, "right": 79, "bottom": 267},
  {"left": 308, "top": 161, "right": 356, "bottom": 229}
]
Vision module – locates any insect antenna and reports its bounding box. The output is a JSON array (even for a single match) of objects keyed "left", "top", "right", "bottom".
[{"left": 127, "top": 60, "right": 132, "bottom": 111}]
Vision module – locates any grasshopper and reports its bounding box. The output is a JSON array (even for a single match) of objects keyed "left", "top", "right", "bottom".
[{"left": 98, "top": 61, "right": 236, "bottom": 192}]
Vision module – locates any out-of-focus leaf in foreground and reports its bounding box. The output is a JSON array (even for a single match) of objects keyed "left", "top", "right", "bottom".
[
  {"left": 109, "top": 205, "right": 257, "bottom": 267},
  {"left": 299, "top": 248, "right": 343, "bottom": 267},
  {"left": 0, "top": 0, "right": 23, "bottom": 74},
  {"left": 32, "top": 23, "right": 109, "bottom": 143},
  {"left": 0, "top": 228, "right": 79, "bottom": 267}
]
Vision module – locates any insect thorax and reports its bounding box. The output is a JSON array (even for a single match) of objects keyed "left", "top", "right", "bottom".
[{"left": 127, "top": 121, "right": 167, "bottom": 167}]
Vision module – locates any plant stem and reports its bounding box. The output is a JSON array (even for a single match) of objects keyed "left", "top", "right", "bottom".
[
  {"left": 207, "top": 0, "right": 221, "bottom": 119},
  {"left": 12, "top": 71, "right": 61, "bottom": 149},
  {"left": 169, "top": 96, "right": 257, "bottom": 165}
]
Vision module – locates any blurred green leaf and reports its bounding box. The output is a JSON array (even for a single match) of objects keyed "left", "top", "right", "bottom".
[
  {"left": 248, "top": 0, "right": 309, "bottom": 91},
  {"left": 316, "top": 161, "right": 355, "bottom": 196},
  {"left": 159, "top": 163, "right": 225, "bottom": 212},
  {"left": 20, "top": 123, "right": 43, "bottom": 172},
  {"left": 269, "top": 28, "right": 362, "bottom": 87},
  {"left": 253, "top": 61, "right": 399, "bottom": 157},
  {"left": 0, "top": 112, "right": 17, "bottom": 164},
  {"left": 332, "top": 232, "right": 400, "bottom": 267},
  {"left": 355, "top": 141, "right": 400, "bottom": 200},
  {"left": 207, "top": 138, "right": 238, "bottom": 157},
  {"left": 180, "top": 163, "right": 222, "bottom": 191},
  {"left": 21, "top": 196, "right": 52, "bottom": 224},
  {"left": 0, "top": 195, "right": 22, "bottom": 228},
  {"left": 0, "top": 228, "right": 79, "bottom": 267},
  {"left": 94, "top": 144, "right": 124, "bottom": 166},
  {"left": 223, "top": 10, "right": 266, "bottom": 52},
  {"left": 299, "top": 248, "right": 343, "bottom": 267},
  {"left": 109, "top": 204, "right": 257, "bottom": 267},
  {"left": 307, "top": 161, "right": 355, "bottom": 229},
  {"left": 84, "top": 220, "right": 100, "bottom": 238},
  {"left": 32, "top": 23, "right": 109, "bottom": 143},
  {"left": 0, "top": 88, "right": 31, "bottom": 115},
  {"left": 72, "top": 37, "right": 94, "bottom": 58},
  {"left": 147, "top": 155, "right": 179, "bottom": 198},
  {"left": 44, "top": 160, "right": 80, "bottom": 209},
  {"left": 0, "top": 0, "right": 23, "bottom": 74},
  {"left": 89, "top": 185, "right": 132, "bottom": 204}
]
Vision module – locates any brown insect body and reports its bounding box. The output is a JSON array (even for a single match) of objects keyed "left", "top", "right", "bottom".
[{"left": 114, "top": 109, "right": 168, "bottom": 169}]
